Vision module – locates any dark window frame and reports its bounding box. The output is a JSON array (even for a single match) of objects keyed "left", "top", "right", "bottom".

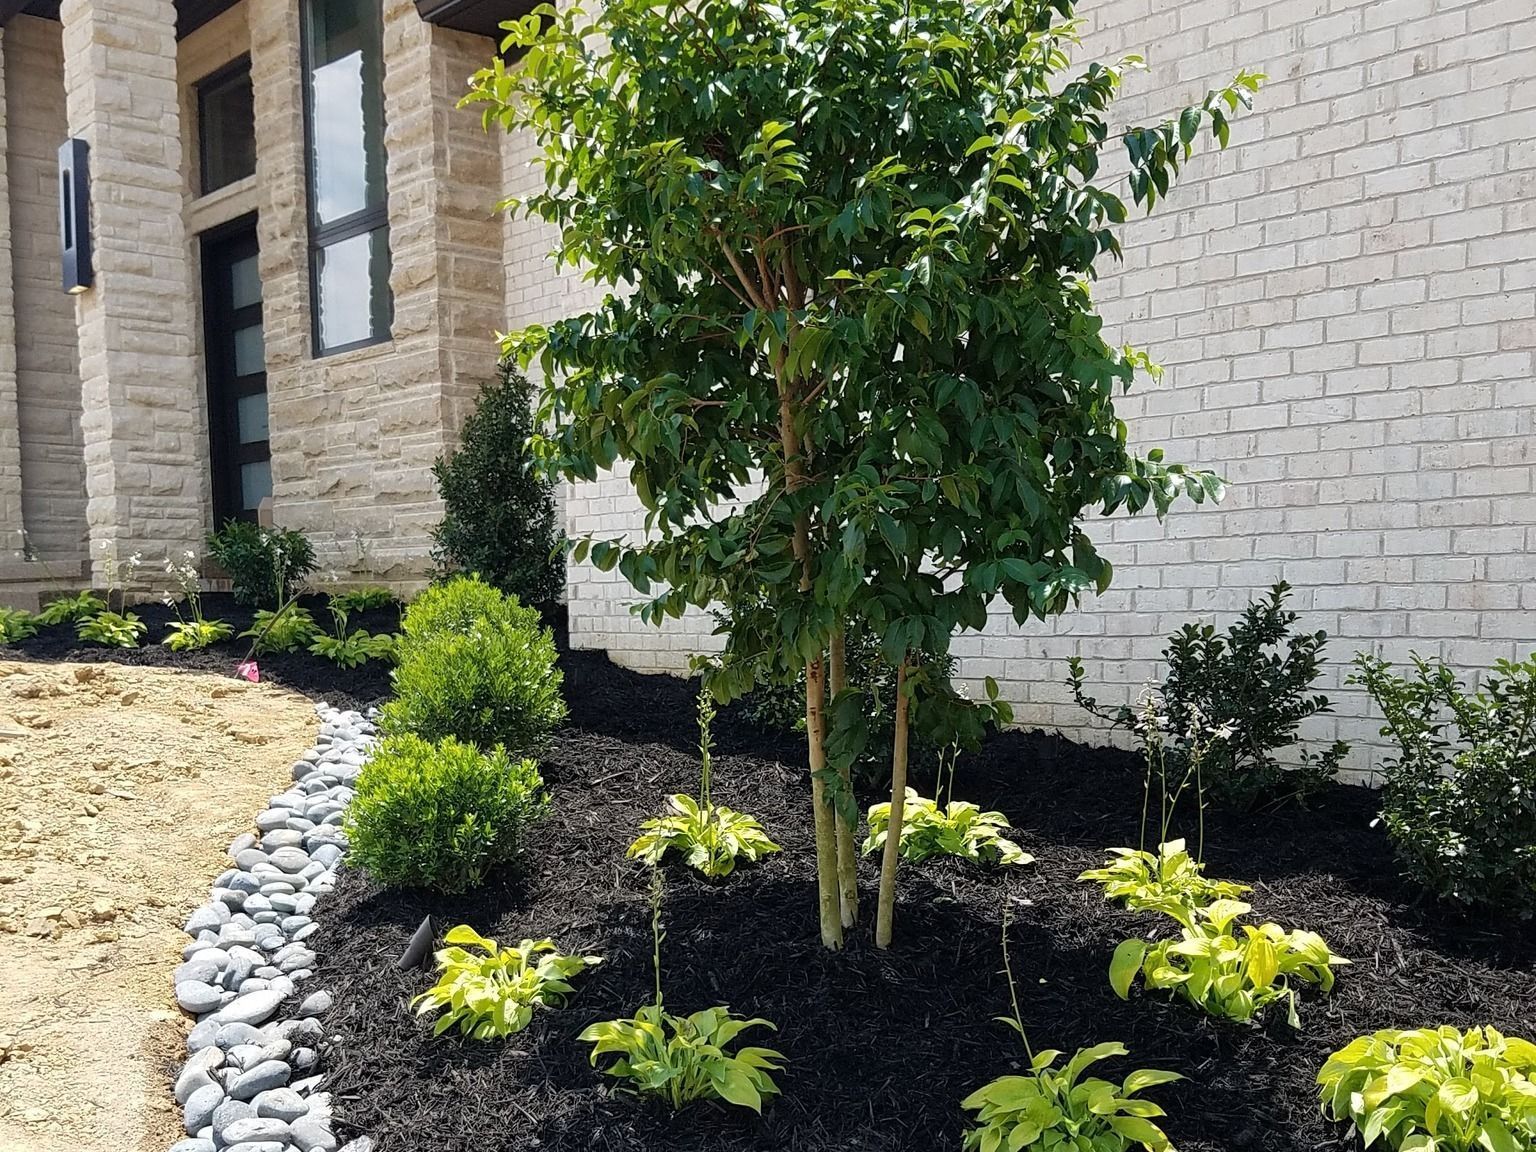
[
  {"left": 195, "top": 56, "right": 256, "bottom": 196},
  {"left": 299, "top": 0, "right": 394, "bottom": 359}
]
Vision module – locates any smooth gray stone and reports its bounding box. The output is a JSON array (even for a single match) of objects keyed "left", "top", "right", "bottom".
[
  {"left": 174, "top": 1047, "right": 224, "bottom": 1104},
  {"left": 212, "top": 989, "right": 284, "bottom": 1027},
  {"left": 235, "top": 848, "right": 269, "bottom": 871},
  {"left": 244, "top": 894, "right": 273, "bottom": 914},
  {"left": 253, "top": 1086, "right": 308, "bottom": 1123},
  {"left": 261, "top": 829, "right": 305, "bottom": 851},
  {"left": 222, "top": 1116, "right": 291, "bottom": 1145},
  {"left": 338, "top": 1138, "right": 373, "bottom": 1152},
  {"left": 184, "top": 904, "right": 229, "bottom": 935},
  {"left": 228, "top": 872, "right": 263, "bottom": 895},
  {"left": 184, "top": 1082, "right": 225, "bottom": 1134},
  {"left": 253, "top": 911, "right": 282, "bottom": 925},
  {"left": 229, "top": 831, "right": 258, "bottom": 855},
  {"left": 235, "top": 978, "right": 270, "bottom": 996},
  {"left": 309, "top": 844, "right": 343, "bottom": 868},
  {"left": 175, "top": 959, "right": 221, "bottom": 986},
  {"left": 291, "top": 923, "right": 319, "bottom": 943},
  {"left": 215, "top": 1022, "right": 266, "bottom": 1050},
  {"left": 267, "top": 846, "right": 311, "bottom": 874},
  {"left": 229, "top": 1059, "right": 291, "bottom": 1101},
  {"left": 211, "top": 1097, "right": 255, "bottom": 1138},
  {"left": 298, "top": 990, "right": 332, "bottom": 1018},
  {"left": 278, "top": 951, "right": 315, "bottom": 974},
  {"left": 293, "top": 894, "right": 317, "bottom": 915},
  {"left": 221, "top": 1142, "right": 284, "bottom": 1152},
  {"left": 253, "top": 1038, "right": 293, "bottom": 1066},
  {"left": 255, "top": 809, "right": 290, "bottom": 831},
  {"left": 275, "top": 1018, "right": 323, "bottom": 1045},
  {"left": 269, "top": 893, "right": 299, "bottom": 914},
  {"left": 290, "top": 1046, "right": 318, "bottom": 1071},
  {"left": 176, "top": 980, "right": 225, "bottom": 1015},
  {"left": 260, "top": 882, "right": 297, "bottom": 897},
  {"left": 290, "top": 761, "right": 317, "bottom": 781},
  {"left": 280, "top": 915, "right": 311, "bottom": 935},
  {"left": 284, "top": 816, "right": 318, "bottom": 832},
  {"left": 289, "top": 1113, "right": 337, "bottom": 1151},
  {"left": 169, "top": 1140, "right": 215, "bottom": 1152},
  {"left": 218, "top": 925, "right": 257, "bottom": 948},
  {"left": 211, "top": 887, "right": 246, "bottom": 910},
  {"left": 187, "top": 1016, "right": 222, "bottom": 1053}
]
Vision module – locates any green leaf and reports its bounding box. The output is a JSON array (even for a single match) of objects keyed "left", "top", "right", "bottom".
[{"left": 1110, "top": 939, "right": 1146, "bottom": 999}]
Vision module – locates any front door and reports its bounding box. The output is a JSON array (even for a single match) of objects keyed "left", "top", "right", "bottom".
[{"left": 201, "top": 220, "right": 271, "bottom": 527}]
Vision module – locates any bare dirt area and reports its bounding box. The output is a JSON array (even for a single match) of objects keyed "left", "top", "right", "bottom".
[{"left": 0, "top": 660, "right": 319, "bottom": 1152}]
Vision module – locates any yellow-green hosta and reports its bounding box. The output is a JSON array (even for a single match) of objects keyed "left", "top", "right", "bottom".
[
  {"left": 627, "top": 794, "right": 780, "bottom": 879},
  {"left": 1318, "top": 1026, "right": 1536, "bottom": 1152},
  {"left": 411, "top": 925, "right": 601, "bottom": 1040},
  {"left": 1079, "top": 839, "right": 1250, "bottom": 915},
  {"left": 962, "top": 1042, "right": 1182, "bottom": 1152},
  {"left": 863, "top": 788, "right": 1033, "bottom": 867},
  {"left": 580, "top": 1003, "right": 785, "bottom": 1113},
  {"left": 1110, "top": 899, "right": 1347, "bottom": 1028}
]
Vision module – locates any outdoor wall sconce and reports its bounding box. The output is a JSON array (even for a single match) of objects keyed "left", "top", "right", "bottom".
[{"left": 58, "top": 138, "right": 92, "bottom": 295}]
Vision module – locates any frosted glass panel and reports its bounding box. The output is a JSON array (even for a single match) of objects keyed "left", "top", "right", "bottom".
[
  {"left": 236, "top": 393, "right": 269, "bottom": 444},
  {"left": 233, "top": 324, "right": 264, "bottom": 377},
  {"left": 240, "top": 460, "right": 272, "bottom": 510},
  {"left": 230, "top": 255, "right": 261, "bottom": 310}
]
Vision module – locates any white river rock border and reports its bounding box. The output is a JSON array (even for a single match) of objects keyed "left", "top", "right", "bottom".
[{"left": 165, "top": 702, "right": 375, "bottom": 1152}]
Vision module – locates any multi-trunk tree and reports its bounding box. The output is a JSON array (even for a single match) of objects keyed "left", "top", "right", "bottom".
[{"left": 467, "top": 0, "right": 1260, "bottom": 949}]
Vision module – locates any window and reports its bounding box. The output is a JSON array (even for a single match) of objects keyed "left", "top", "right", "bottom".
[
  {"left": 198, "top": 59, "right": 256, "bottom": 195},
  {"left": 201, "top": 223, "right": 271, "bottom": 526},
  {"left": 301, "top": 0, "right": 393, "bottom": 355}
]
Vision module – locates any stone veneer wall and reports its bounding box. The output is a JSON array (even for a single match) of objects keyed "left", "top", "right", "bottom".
[
  {"left": 4, "top": 15, "right": 86, "bottom": 566},
  {"left": 252, "top": 0, "right": 505, "bottom": 584},
  {"left": 553, "top": 0, "right": 1536, "bottom": 775},
  {"left": 0, "top": 26, "right": 21, "bottom": 558}
]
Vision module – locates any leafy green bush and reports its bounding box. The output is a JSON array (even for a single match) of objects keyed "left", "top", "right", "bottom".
[
  {"left": 1318, "top": 1026, "right": 1536, "bottom": 1152},
  {"left": 206, "top": 521, "right": 317, "bottom": 607},
  {"left": 1351, "top": 652, "right": 1536, "bottom": 915},
  {"left": 1070, "top": 583, "right": 1349, "bottom": 809},
  {"left": 37, "top": 590, "right": 105, "bottom": 626},
  {"left": 411, "top": 925, "right": 601, "bottom": 1040},
  {"left": 432, "top": 361, "right": 564, "bottom": 608},
  {"left": 76, "top": 610, "right": 146, "bottom": 649},
  {"left": 240, "top": 605, "right": 318, "bottom": 654},
  {"left": 380, "top": 576, "right": 566, "bottom": 753},
  {"left": 962, "top": 1044, "right": 1182, "bottom": 1152},
  {"left": 344, "top": 734, "right": 547, "bottom": 893},
  {"left": 579, "top": 876, "right": 785, "bottom": 1112},
  {"left": 863, "top": 788, "right": 1031, "bottom": 867},
  {"left": 165, "top": 619, "right": 234, "bottom": 651},
  {"left": 1079, "top": 839, "right": 1249, "bottom": 915},
  {"left": 1110, "top": 898, "right": 1347, "bottom": 1029},
  {"left": 0, "top": 607, "right": 38, "bottom": 644}
]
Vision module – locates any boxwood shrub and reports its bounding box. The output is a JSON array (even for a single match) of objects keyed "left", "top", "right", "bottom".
[
  {"left": 344, "top": 734, "right": 546, "bottom": 893},
  {"left": 380, "top": 575, "right": 566, "bottom": 753}
]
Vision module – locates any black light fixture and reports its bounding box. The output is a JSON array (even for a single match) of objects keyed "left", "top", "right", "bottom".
[{"left": 58, "top": 138, "right": 92, "bottom": 295}]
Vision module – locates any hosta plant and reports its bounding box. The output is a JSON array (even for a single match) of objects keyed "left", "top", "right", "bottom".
[
  {"left": 164, "top": 618, "right": 235, "bottom": 652},
  {"left": 76, "top": 610, "right": 147, "bottom": 649},
  {"left": 241, "top": 605, "right": 318, "bottom": 655},
  {"left": 580, "top": 875, "right": 785, "bottom": 1112},
  {"left": 37, "top": 590, "right": 106, "bottom": 626},
  {"left": 963, "top": 1044, "right": 1183, "bottom": 1152},
  {"left": 963, "top": 907, "right": 1183, "bottom": 1152},
  {"left": 628, "top": 688, "right": 779, "bottom": 878},
  {"left": 309, "top": 630, "right": 386, "bottom": 669},
  {"left": 411, "top": 925, "right": 600, "bottom": 1040},
  {"left": 1079, "top": 839, "right": 1249, "bottom": 914},
  {"left": 0, "top": 607, "right": 38, "bottom": 644},
  {"left": 329, "top": 586, "right": 395, "bottom": 614},
  {"left": 1317, "top": 1025, "right": 1536, "bottom": 1152},
  {"left": 1110, "top": 898, "right": 1347, "bottom": 1028},
  {"left": 864, "top": 788, "right": 1032, "bottom": 867}
]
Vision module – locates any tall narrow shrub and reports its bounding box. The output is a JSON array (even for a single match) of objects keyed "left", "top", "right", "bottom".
[{"left": 467, "top": 0, "right": 1259, "bottom": 949}]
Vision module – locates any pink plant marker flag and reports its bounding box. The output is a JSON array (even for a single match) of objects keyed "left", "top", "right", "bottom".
[{"left": 236, "top": 660, "right": 261, "bottom": 683}]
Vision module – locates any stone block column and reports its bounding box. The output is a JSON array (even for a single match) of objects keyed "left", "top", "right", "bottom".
[
  {"left": 0, "top": 29, "right": 26, "bottom": 560},
  {"left": 59, "top": 0, "right": 207, "bottom": 582}
]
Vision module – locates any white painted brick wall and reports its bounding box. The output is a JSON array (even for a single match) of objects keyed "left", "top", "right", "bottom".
[{"left": 518, "top": 0, "right": 1536, "bottom": 775}]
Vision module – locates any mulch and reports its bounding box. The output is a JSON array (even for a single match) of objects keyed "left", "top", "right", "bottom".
[{"left": 301, "top": 649, "right": 1536, "bottom": 1152}]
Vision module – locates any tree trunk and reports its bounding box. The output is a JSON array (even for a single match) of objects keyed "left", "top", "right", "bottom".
[
  {"left": 829, "top": 629, "right": 858, "bottom": 928},
  {"left": 875, "top": 658, "right": 910, "bottom": 949},
  {"left": 805, "top": 653, "right": 844, "bottom": 949}
]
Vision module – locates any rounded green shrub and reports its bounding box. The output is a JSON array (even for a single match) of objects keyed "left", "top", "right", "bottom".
[
  {"left": 344, "top": 734, "right": 547, "bottom": 893},
  {"left": 381, "top": 575, "right": 567, "bottom": 752}
]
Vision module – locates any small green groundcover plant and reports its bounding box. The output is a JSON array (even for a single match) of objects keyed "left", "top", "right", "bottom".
[
  {"left": 411, "top": 925, "right": 601, "bottom": 1041},
  {"left": 37, "top": 590, "right": 105, "bottom": 627},
  {"left": 628, "top": 688, "right": 779, "bottom": 879},
  {"left": 381, "top": 575, "right": 566, "bottom": 754},
  {"left": 1351, "top": 652, "right": 1536, "bottom": 916},
  {"left": 161, "top": 551, "right": 233, "bottom": 651},
  {"left": 77, "top": 610, "right": 146, "bottom": 649},
  {"left": 329, "top": 586, "right": 395, "bottom": 614},
  {"left": 580, "top": 876, "right": 785, "bottom": 1113},
  {"left": 308, "top": 595, "right": 398, "bottom": 668},
  {"left": 1317, "top": 1025, "right": 1536, "bottom": 1152},
  {"left": 1080, "top": 839, "right": 1249, "bottom": 915},
  {"left": 241, "top": 604, "right": 318, "bottom": 655},
  {"left": 344, "top": 733, "right": 547, "bottom": 894},
  {"left": 964, "top": 910, "right": 1183, "bottom": 1152},
  {"left": 865, "top": 750, "right": 1031, "bottom": 869},
  {"left": 1110, "top": 898, "right": 1347, "bottom": 1029},
  {"left": 0, "top": 607, "right": 38, "bottom": 644}
]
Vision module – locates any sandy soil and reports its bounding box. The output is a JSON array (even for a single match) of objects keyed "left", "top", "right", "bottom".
[{"left": 0, "top": 660, "right": 319, "bottom": 1152}]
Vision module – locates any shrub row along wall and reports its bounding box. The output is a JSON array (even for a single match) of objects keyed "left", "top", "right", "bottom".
[{"left": 555, "top": 0, "right": 1536, "bottom": 778}]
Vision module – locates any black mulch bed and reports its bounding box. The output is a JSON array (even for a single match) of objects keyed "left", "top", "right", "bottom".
[
  {"left": 310, "top": 648, "right": 1536, "bottom": 1152},
  {"left": 4, "top": 593, "right": 411, "bottom": 711}
]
